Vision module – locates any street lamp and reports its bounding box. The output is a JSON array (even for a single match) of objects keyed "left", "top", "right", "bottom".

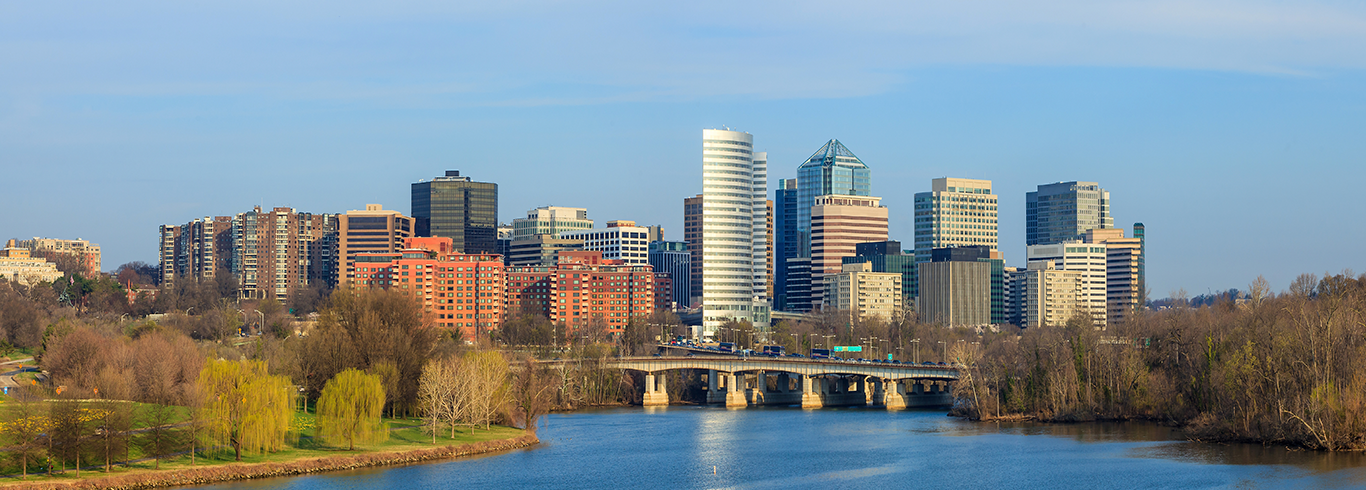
[
  {"left": 938, "top": 341, "right": 946, "bottom": 362},
  {"left": 823, "top": 334, "right": 834, "bottom": 350},
  {"left": 910, "top": 338, "right": 920, "bottom": 363}
]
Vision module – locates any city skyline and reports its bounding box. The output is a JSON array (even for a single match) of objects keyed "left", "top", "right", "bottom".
[{"left": 6, "top": 1, "right": 1366, "bottom": 299}]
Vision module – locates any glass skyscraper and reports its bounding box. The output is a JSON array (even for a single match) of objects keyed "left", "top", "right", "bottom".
[
  {"left": 1025, "top": 181, "right": 1112, "bottom": 246},
  {"left": 796, "top": 140, "right": 870, "bottom": 257},
  {"left": 773, "top": 179, "right": 800, "bottom": 311},
  {"left": 411, "top": 170, "right": 498, "bottom": 254}
]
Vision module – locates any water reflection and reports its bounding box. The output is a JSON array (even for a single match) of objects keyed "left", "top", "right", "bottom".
[{"left": 189, "top": 406, "right": 1366, "bottom": 490}]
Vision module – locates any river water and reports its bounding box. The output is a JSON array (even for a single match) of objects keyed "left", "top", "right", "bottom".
[{"left": 195, "top": 406, "right": 1366, "bottom": 489}]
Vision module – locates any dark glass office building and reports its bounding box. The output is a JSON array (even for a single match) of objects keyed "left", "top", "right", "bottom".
[{"left": 411, "top": 170, "right": 498, "bottom": 254}]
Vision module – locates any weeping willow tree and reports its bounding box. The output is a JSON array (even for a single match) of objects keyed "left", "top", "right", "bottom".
[
  {"left": 199, "top": 359, "right": 294, "bottom": 461},
  {"left": 316, "top": 368, "right": 388, "bottom": 450}
]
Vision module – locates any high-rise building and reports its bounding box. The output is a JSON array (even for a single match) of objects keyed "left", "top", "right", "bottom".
[
  {"left": 497, "top": 223, "right": 513, "bottom": 265},
  {"left": 512, "top": 206, "right": 593, "bottom": 241},
  {"left": 158, "top": 216, "right": 233, "bottom": 287},
  {"left": 558, "top": 220, "right": 650, "bottom": 265},
  {"left": 823, "top": 262, "right": 902, "bottom": 322},
  {"left": 353, "top": 236, "right": 504, "bottom": 339},
  {"left": 230, "top": 207, "right": 338, "bottom": 301},
  {"left": 1004, "top": 266, "right": 1027, "bottom": 327},
  {"left": 785, "top": 257, "right": 813, "bottom": 313},
  {"left": 646, "top": 225, "right": 665, "bottom": 243},
  {"left": 1084, "top": 228, "right": 1145, "bottom": 325},
  {"left": 843, "top": 240, "right": 916, "bottom": 309},
  {"left": 14, "top": 238, "right": 102, "bottom": 277},
  {"left": 683, "top": 194, "right": 703, "bottom": 308},
  {"left": 1027, "top": 241, "right": 1108, "bottom": 327},
  {"left": 797, "top": 140, "right": 870, "bottom": 258},
  {"left": 506, "top": 250, "right": 656, "bottom": 333},
  {"left": 1026, "top": 181, "right": 1112, "bottom": 246},
  {"left": 1024, "top": 261, "right": 1085, "bottom": 328},
  {"left": 700, "top": 129, "right": 768, "bottom": 333},
  {"left": 1134, "top": 222, "right": 1145, "bottom": 301},
  {"left": 507, "top": 235, "right": 583, "bottom": 267},
  {"left": 648, "top": 241, "right": 690, "bottom": 309},
  {"left": 338, "top": 205, "right": 413, "bottom": 288},
  {"left": 811, "top": 195, "right": 888, "bottom": 305},
  {"left": 411, "top": 170, "right": 498, "bottom": 254},
  {"left": 913, "top": 178, "right": 998, "bottom": 264},
  {"left": 766, "top": 199, "right": 774, "bottom": 302},
  {"left": 773, "top": 179, "right": 800, "bottom": 311},
  {"left": 918, "top": 247, "right": 992, "bottom": 327}
]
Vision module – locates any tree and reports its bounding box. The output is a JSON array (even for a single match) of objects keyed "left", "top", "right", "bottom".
[
  {"left": 510, "top": 359, "right": 557, "bottom": 431},
  {"left": 90, "top": 400, "right": 133, "bottom": 473},
  {"left": 2, "top": 387, "right": 48, "bottom": 479},
  {"left": 316, "top": 368, "right": 388, "bottom": 450},
  {"left": 465, "top": 350, "right": 511, "bottom": 431},
  {"left": 199, "top": 359, "right": 294, "bottom": 461},
  {"left": 417, "top": 356, "right": 462, "bottom": 441}
]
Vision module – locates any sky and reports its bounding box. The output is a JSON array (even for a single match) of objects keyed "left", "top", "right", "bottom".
[{"left": 3, "top": 0, "right": 1366, "bottom": 298}]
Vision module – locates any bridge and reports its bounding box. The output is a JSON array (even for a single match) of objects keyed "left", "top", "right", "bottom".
[{"left": 541, "top": 354, "right": 958, "bottom": 410}]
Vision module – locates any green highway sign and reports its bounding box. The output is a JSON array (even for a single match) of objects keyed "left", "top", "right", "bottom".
[{"left": 833, "top": 346, "right": 863, "bottom": 352}]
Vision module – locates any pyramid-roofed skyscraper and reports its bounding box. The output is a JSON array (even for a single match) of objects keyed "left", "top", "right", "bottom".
[{"left": 796, "top": 139, "right": 870, "bottom": 257}]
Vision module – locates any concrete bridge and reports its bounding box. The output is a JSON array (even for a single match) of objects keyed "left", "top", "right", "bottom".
[{"left": 542, "top": 355, "right": 958, "bottom": 410}]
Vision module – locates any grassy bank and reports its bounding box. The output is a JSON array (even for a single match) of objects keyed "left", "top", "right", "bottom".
[{"left": 0, "top": 410, "right": 533, "bottom": 489}]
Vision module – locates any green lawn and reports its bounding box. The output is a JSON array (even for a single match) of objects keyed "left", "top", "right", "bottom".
[{"left": 0, "top": 407, "right": 527, "bottom": 485}]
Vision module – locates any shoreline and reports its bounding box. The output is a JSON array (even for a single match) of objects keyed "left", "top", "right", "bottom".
[{"left": 0, "top": 434, "right": 539, "bottom": 490}]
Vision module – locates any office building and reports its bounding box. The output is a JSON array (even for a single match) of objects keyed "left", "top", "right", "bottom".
[
  {"left": 14, "top": 238, "right": 101, "bottom": 277},
  {"left": 700, "top": 129, "right": 769, "bottom": 333},
  {"left": 512, "top": 206, "right": 593, "bottom": 241},
  {"left": 913, "top": 178, "right": 998, "bottom": 262},
  {"left": 917, "top": 246, "right": 996, "bottom": 327},
  {"left": 497, "top": 223, "right": 513, "bottom": 265},
  {"left": 411, "top": 170, "right": 498, "bottom": 254},
  {"left": 1004, "top": 266, "right": 1027, "bottom": 327},
  {"left": 683, "top": 194, "right": 703, "bottom": 308},
  {"left": 558, "top": 220, "right": 650, "bottom": 265},
  {"left": 648, "top": 241, "right": 690, "bottom": 309},
  {"left": 1027, "top": 241, "right": 1108, "bottom": 327},
  {"left": 823, "top": 262, "right": 902, "bottom": 321},
  {"left": 797, "top": 139, "right": 871, "bottom": 257},
  {"left": 1026, "top": 181, "right": 1112, "bottom": 246},
  {"left": 766, "top": 199, "right": 774, "bottom": 301},
  {"left": 338, "top": 205, "right": 413, "bottom": 288},
  {"left": 785, "top": 257, "right": 813, "bottom": 313},
  {"left": 646, "top": 225, "right": 665, "bottom": 243},
  {"left": 843, "top": 240, "right": 915, "bottom": 308},
  {"left": 506, "top": 250, "right": 656, "bottom": 334},
  {"left": 774, "top": 178, "right": 800, "bottom": 311},
  {"left": 1, "top": 240, "right": 63, "bottom": 285},
  {"left": 1024, "top": 261, "right": 1085, "bottom": 328},
  {"left": 508, "top": 235, "right": 583, "bottom": 267},
  {"left": 1084, "top": 228, "right": 1145, "bottom": 325},
  {"left": 1134, "top": 222, "right": 1146, "bottom": 299},
  {"left": 811, "top": 195, "right": 888, "bottom": 305}
]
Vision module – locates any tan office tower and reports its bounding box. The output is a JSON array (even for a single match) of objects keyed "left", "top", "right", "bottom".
[
  {"left": 823, "top": 262, "right": 902, "bottom": 322},
  {"left": 913, "top": 178, "right": 998, "bottom": 262},
  {"left": 1027, "top": 241, "right": 1108, "bottom": 327},
  {"left": 811, "top": 195, "right": 888, "bottom": 305},
  {"left": 338, "top": 204, "right": 413, "bottom": 287},
  {"left": 1084, "top": 228, "right": 1144, "bottom": 325},
  {"left": 683, "top": 194, "right": 703, "bottom": 308},
  {"left": 1024, "top": 260, "right": 1085, "bottom": 328},
  {"left": 918, "top": 259, "right": 991, "bottom": 327}
]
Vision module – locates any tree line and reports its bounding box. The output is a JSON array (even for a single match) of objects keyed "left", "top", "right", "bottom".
[{"left": 951, "top": 272, "right": 1366, "bottom": 451}]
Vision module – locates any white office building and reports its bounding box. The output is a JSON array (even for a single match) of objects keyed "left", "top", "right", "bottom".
[
  {"left": 557, "top": 220, "right": 650, "bottom": 265},
  {"left": 1027, "top": 242, "right": 1108, "bottom": 327},
  {"left": 701, "top": 129, "right": 769, "bottom": 334}
]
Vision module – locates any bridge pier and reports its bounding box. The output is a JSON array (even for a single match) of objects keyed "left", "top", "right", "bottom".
[
  {"left": 643, "top": 373, "right": 669, "bottom": 406},
  {"left": 748, "top": 371, "right": 767, "bottom": 405},
  {"left": 884, "top": 378, "right": 907, "bottom": 410},
  {"left": 725, "top": 373, "right": 747, "bottom": 408},
  {"left": 800, "top": 375, "right": 822, "bottom": 409},
  {"left": 706, "top": 370, "right": 726, "bottom": 404},
  {"left": 871, "top": 377, "right": 885, "bottom": 407}
]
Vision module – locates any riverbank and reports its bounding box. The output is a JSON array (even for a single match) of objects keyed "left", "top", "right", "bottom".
[{"left": 0, "top": 431, "right": 537, "bottom": 490}]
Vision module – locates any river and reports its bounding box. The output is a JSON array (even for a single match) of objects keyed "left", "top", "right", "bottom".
[{"left": 194, "top": 406, "right": 1366, "bottom": 489}]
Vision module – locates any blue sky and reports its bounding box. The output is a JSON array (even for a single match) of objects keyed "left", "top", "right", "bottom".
[{"left": 3, "top": 0, "right": 1365, "bottom": 298}]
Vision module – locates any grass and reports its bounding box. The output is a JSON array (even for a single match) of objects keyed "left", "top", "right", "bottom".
[{"left": 0, "top": 408, "right": 527, "bottom": 486}]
